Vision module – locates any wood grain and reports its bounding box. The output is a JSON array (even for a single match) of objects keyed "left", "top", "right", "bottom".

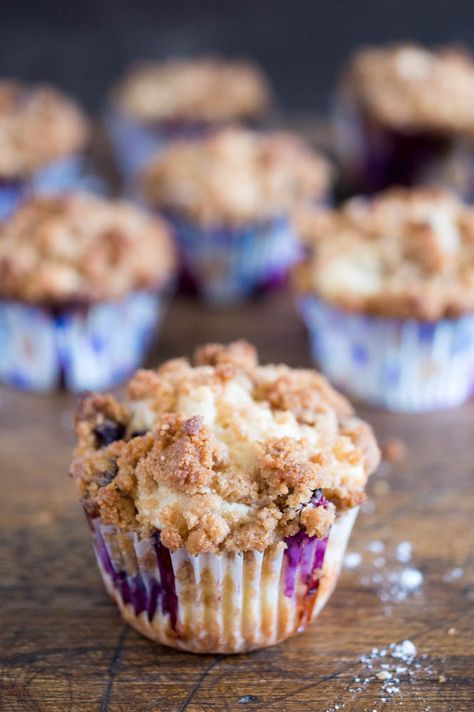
[{"left": 1, "top": 292, "right": 473, "bottom": 711}]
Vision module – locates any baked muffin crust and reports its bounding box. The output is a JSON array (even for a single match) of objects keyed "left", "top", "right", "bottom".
[
  {"left": 294, "top": 187, "right": 474, "bottom": 320},
  {"left": 71, "top": 341, "right": 380, "bottom": 555},
  {"left": 112, "top": 56, "right": 271, "bottom": 123},
  {"left": 0, "top": 80, "right": 88, "bottom": 178},
  {"left": 0, "top": 194, "right": 175, "bottom": 304},
  {"left": 340, "top": 43, "right": 474, "bottom": 135},
  {"left": 142, "top": 127, "right": 332, "bottom": 226}
]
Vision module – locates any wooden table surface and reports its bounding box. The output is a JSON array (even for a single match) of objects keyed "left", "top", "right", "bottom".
[{"left": 1, "top": 291, "right": 473, "bottom": 712}]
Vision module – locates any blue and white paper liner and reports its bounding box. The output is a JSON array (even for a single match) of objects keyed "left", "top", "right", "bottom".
[
  {"left": 0, "top": 154, "right": 85, "bottom": 221},
  {"left": 168, "top": 214, "right": 301, "bottom": 305},
  {"left": 105, "top": 107, "right": 215, "bottom": 189},
  {"left": 0, "top": 291, "right": 164, "bottom": 392},
  {"left": 299, "top": 296, "right": 474, "bottom": 411},
  {"left": 88, "top": 508, "right": 358, "bottom": 653}
]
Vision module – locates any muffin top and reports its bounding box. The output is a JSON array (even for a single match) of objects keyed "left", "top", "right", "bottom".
[
  {"left": 0, "top": 193, "right": 176, "bottom": 304},
  {"left": 142, "top": 127, "right": 332, "bottom": 226},
  {"left": 294, "top": 187, "right": 474, "bottom": 320},
  {"left": 71, "top": 341, "right": 380, "bottom": 555},
  {"left": 0, "top": 80, "right": 88, "bottom": 178},
  {"left": 111, "top": 56, "right": 271, "bottom": 123},
  {"left": 340, "top": 43, "right": 474, "bottom": 135}
]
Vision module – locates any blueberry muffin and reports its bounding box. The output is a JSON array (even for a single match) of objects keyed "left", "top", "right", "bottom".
[
  {"left": 142, "top": 127, "right": 332, "bottom": 304},
  {"left": 71, "top": 341, "right": 379, "bottom": 653},
  {"left": 106, "top": 55, "right": 272, "bottom": 183},
  {"left": 0, "top": 193, "right": 175, "bottom": 391},
  {"left": 334, "top": 43, "right": 474, "bottom": 197},
  {"left": 0, "top": 80, "right": 88, "bottom": 219},
  {"left": 294, "top": 187, "right": 474, "bottom": 410}
]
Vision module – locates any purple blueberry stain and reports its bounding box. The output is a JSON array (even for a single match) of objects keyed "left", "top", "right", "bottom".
[
  {"left": 130, "top": 429, "right": 150, "bottom": 438},
  {"left": 94, "top": 419, "right": 126, "bottom": 448},
  {"left": 93, "top": 525, "right": 178, "bottom": 628},
  {"left": 153, "top": 531, "right": 178, "bottom": 630},
  {"left": 97, "top": 463, "right": 118, "bottom": 487},
  {"left": 283, "top": 490, "right": 330, "bottom": 598}
]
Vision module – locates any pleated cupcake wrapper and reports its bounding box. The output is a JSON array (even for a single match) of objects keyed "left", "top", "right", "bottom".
[
  {"left": 89, "top": 508, "right": 358, "bottom": 654},
  {"left": 0, "top": 291, "right": 165, "bottom": 392},
  {"left": 105, "top": 107, "right": 218, "bottom": 189},
  {"left": 299, "top": 295, "right": 474, "bottom": 411},
  {"left": 0, "top": 154, "right": 86, "bottom": 221},
  {"left": 167, "top": 214, "right": 301, "bottom": 305},
  {"left": 333, "top": 95, "right": 474, "bottom": 197}
]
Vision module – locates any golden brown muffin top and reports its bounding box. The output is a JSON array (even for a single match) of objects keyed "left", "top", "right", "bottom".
[
  {"left": 340, "top": 43, "right": 474, "bottom": 135},
  {"left": 142, "top": 127, "right": 332, "bottom": 226},
  {"left": 71, "top": 341, "right": 380, "bottom": 555},
  {"left": 111, "top": 55, "right": 272, "bottom": 123},
  {"left": 0, "top": 193, "right": 176, "bottom": 304},
  {"left": 294, "top": 187, "right": 474, "bottom": 320},
  {"left": 0, "top": 80, "right": 88, "bottom": 177}
]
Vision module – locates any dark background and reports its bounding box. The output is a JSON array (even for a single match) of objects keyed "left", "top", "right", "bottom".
[{"left": 2, "top": 0, "right": 474, "bottom": 114}]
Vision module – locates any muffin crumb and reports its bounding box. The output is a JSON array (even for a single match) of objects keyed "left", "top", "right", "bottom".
[{"left": 382, "top": 438, "right": 407, "bottom": 464}]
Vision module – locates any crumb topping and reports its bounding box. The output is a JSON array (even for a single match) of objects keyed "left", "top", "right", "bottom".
[
  {"left": 340, "top": 43, "right": 474, "bottom": 134},
  {"left": 71, "top": 341, "right": 380, "bottom": 554},
  {"left": 294, "top": 187, "right": 474, "bottom": 320},
  {"left": 112, "top": 56, "right": 272, "bottom": 123},
  {"left": 0, "top": 80, "right": 88, "bottom": 177},
  {"left": 0, "top": 193, "right": 176, "bottom": 304},
  {"left": 142, "top": 127, "right": 332, "bottom": 226}
]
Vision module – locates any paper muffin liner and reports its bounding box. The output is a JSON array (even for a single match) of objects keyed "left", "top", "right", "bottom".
[
  {"left": 0, "top": 154, "right": 85, "bottom": 221},
  {"left": 105, "top": 107, "right": 221, "bottom": 188},
  {"left": 333, "top": 95, "right": 474, "bottom": 198},
  {"left": 298, "top": 295, "right": 474, "bottom": 411},
  {"left": 165, "top": 213, "right": 301, "bottom": 306},
  {"left": 87, "top": 505, "right": 358, "bottom": 654},
  {"left": 0, "top": 290, "right": 166, "bottom": 392}
]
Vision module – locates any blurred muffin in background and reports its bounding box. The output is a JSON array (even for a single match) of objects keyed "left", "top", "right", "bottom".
[
  {"left": 142, "top": 126, "right": 332, "bottom": 305},
  {"left": 0, "top": 193, "right": 176, "bottom": 392},
  {"left": 0, "top": 81, "right": 89, "bottom": 220},
  {"left": 334, "top": 43, "right": 474, "bottom": 197},
  {"left": 106, "top": 55, "right": 273, "bottom": 185},
  {"left": 70, "top": 340, "right": 380, "bottom": 653},
  {"left": 294, "top": 187, "right": 474, "bottom": 411}
]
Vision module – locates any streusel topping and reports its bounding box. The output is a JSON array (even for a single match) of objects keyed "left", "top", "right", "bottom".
[
  {"left": 340, "top": 44, "right": 474, "bottom": 135},
  {"left": 142, "top": 128, "right": 331, "bottom": 226},
  {"left": 0, "top": 194, "right": 175, "bottom": 304},
  {"left": 112, "top": 56, "right": 271, "bottom": 123},
  {"left": 71, "top": 341, "right": 379, "bottom": 555},
  {"left": 0, "top": 80, "right": 88, "bottom": 177},
  {"left": 294, "top": 187, "right": 474, "bottom": 320}
]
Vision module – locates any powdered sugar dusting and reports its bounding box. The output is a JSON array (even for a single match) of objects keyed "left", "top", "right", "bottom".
[
  {"left": 396, "top": 541, "right": 412, "bottom": 563},
  {"left": 350, "top": 539, "right": 423, "bottom": 603},
  {"left": 325, "top": 640, "right": 438, "bottom": 711},
  {"left": 443, "top": 567, "right": 463, "bottom": 582},
  {"left": 344, "top": 551, "right": 362, "bottom": 569}
]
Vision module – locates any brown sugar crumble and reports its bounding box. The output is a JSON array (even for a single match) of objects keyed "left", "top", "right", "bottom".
[
  {"left": 0, "top": 80, "right": 88, "bottom": 178},
  {"left": 142, "top": 127, "right": 332, "bottom": 226},
  {"left": 112, "top": 55, "right": 272, "bottom": 123},
  {"left": 0, "top": 193, "right": 176, "bottom": 304},
  {"left": 71, "top": 341, "right": 380, "bottom": 555},
  {"left": 340, "top": 43, "right": 474, "bottom": 135},
  {"left": 294, "top": 187, "right": 474, "bottom": 321}
]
